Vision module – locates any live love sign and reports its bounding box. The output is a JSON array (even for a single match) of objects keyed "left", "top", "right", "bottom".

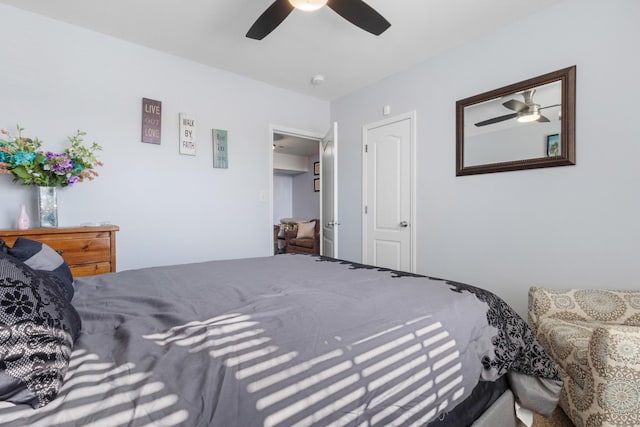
[{"left": 142, "top": 98, "right": 162, "bottom": 144}]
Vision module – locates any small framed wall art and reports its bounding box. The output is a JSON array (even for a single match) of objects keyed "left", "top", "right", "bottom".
[
  {"left": 546, "top": 134, "right": 560, "bottom": 157},
  {"left": 314, "top": 161, "right": 320, "bottom": 175},
  {"left": 179, "top": 113, "right": 196, "bottom": 156},
  {"left": 212, "top": 129, "right": 228, "bottom": 168},
  {"left": 314, "top": 178, "right": 320, "bottom": 192},
  {"left": 141, "top": 98, "right": 162, "bottom": 144}
]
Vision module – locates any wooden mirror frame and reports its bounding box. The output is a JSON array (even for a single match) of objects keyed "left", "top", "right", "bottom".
[{"left": 456, "top": 66, "right": 576, "bottom": 176}]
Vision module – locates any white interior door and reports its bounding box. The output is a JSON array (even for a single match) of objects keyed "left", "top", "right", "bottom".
[
  {"left": 321, "top": 122, "right": 338, "bottom": 258},
  {"left": 363, "top": 114, "right": 414, "bottom": 271}
]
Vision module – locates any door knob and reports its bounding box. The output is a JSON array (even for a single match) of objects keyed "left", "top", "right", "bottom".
[{"left": 400, "top": 221, "right": 409, "bottom": 228}]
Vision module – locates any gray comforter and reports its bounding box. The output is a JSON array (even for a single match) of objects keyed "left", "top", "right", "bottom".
[{"left": 0, "top": 254, "right": 561, "bottom": 426}]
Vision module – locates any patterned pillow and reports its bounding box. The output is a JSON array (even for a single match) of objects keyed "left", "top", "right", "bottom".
[
  {"left": 8, "top": 238, "right": 74, "bottom": 301},
  {"left": 0, "top": 251, "right": 81, "bottom": 408}
]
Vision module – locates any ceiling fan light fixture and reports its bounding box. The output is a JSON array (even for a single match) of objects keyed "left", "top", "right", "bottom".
[
  {"left": 517, "top": 105, "right": 540, "bottom": 123},
  {"left": 517, "top": 113, "right": 541, "bottom": 123},
  {"left": 288, "top": 0, "right": 328, "bottom": 11}
]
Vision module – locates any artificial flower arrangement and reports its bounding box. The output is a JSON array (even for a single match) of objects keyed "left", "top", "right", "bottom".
[{"left": 0, "top": 125, "right": 102, "bottom": 187}]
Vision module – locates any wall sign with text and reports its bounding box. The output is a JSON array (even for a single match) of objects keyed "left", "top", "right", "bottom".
[
  {"left": 179, "top": 113, "right": 196, "bottom": 155},
  {"left": 212, "top": 129, "right": 228, "bottom": 169},
  {"left": 142, "top": 98, "right": 162, "bottom": 144}
]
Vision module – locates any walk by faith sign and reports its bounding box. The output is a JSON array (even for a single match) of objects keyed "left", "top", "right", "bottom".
[{"left": 179, "top": 113, "right": 196, "bottom": 156}]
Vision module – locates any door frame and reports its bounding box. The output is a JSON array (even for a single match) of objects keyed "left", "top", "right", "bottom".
[
  {"left": 361, "top": 111, "right": 417, "bottom": 272},
  {"left": 268, "top": 124, "right": 324, "bottom": 256},
  {"left": 321, "top": 122, "right": 338, "bottom": 258}
]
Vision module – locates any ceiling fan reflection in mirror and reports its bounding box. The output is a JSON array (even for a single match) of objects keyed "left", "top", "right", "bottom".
[
  {"left": 246, "top": 0, "right": 391, "bottom": 40},
  {"left": 474, "top": 89, "right": 560, "bottom": 127}
]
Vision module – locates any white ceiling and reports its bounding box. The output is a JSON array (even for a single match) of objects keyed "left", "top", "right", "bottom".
[
  {"left": 0, "top": 0, "right": 564, "bottom": 100},
  {"left": 273, "top": 133, "right": 319, "bottom": 157}
]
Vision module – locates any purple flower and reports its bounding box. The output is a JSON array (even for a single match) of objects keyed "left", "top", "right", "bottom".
[
  {"left": 67, "top": 175, "right": 80, "bottom": 185},
  {"left": 44, "top": 152, "right": 73, "bottom": 174}
]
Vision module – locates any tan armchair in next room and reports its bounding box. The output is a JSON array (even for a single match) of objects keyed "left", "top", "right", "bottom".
[{"left": 285, "top": 219, "right": 320, "bottom": 255}]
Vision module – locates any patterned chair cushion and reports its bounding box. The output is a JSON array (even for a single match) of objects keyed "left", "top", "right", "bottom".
[
  {"left": 529, "top": 288, "right": 640, "bottom": 330},
  {"left": 537, "top": 318, "right": 592, "bottom": 383},
  {"left": 529, "top": 287, "right": 640, "bottom": 427}
]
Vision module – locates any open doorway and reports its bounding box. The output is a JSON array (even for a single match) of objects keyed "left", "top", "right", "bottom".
[{"left": 272, "top": 132, "right": 321, "bottom": 255}]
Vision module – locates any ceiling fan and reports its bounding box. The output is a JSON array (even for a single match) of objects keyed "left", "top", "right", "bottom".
[
  {"left": 474, "top": 89, "right": 560, "bottom": 127},
  {"left": 246, "top": 0, "right": 391, "bottom": 40}
]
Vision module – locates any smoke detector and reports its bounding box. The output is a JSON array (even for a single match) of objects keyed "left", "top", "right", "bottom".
[{"left": 310, "top": 74, "right": 325, "bottom": 85}]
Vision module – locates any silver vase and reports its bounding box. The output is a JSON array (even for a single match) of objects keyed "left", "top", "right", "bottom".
[{"left": 37, "top": 186, "right": 58, "bottom": 228}]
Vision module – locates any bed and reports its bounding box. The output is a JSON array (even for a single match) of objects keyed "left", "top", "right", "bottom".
[{"left": 0, "top": 245, "right": 562, "bottom": 427}]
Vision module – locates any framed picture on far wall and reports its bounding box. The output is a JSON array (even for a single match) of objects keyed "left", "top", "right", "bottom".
[
  {"left": 314, "top": 161, "right": 320, "bottom": 175},
  {"left": 179, "top": 113, "right": 196, "bottom": 156},
  {"left": 546, "top": 133, "right": 560, "bottom": 157},
  {"left": 141, "top": 98, "right": 162, "bottom": 144},
  {"left": 212, "top": 129, "right": 228, "bottom": 168},
  {"left": 314, "top": 178, "right": 320, "bottom": 192}
]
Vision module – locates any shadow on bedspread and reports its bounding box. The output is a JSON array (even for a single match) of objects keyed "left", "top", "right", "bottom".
[{"left": 0, "top": 254, "right": 562, "bottom": 426}]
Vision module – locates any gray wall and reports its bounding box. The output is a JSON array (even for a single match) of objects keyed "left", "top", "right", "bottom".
[
  {"left": 273, "top": 174, "right": 293, "bottom": 223},
  {"left": 465, "top": 123, "right": 562, "bottom": 166},
  {"left": 0, "top": 5, "right": 329, "bottom": 270},
  {"left": 331, "top": 0, "right": 640, "bottom": 316},
  {"left": 292, "top": 155, "right": 320, "bottom": 220}
]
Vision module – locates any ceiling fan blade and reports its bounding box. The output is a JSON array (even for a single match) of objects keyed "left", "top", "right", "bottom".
[
  {"left": 537, "top": 115, "right": 550, "bottom": 123},
  {"left": 327, "top": 0, "right": 391, "bottom": 35},
  {"left": 246, "top": 0, "right": 294, "bottom": 40},
  {"left": 502, "top": 99, "right": 527, "bottom": 112},
  {"left": 539, "top": 104, "right": 561, "bottom": 110},
  {"left": 474, "top": 113, "right": 518, "bottom": 127}
]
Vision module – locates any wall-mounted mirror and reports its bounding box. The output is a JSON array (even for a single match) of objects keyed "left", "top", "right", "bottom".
[{"left": 456, "top": 66, "right": 576, "bottom": 176}]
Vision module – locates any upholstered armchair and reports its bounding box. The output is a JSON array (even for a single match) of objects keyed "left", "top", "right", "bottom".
[
  {"left": 273, "top": 224, "right": 280, "bottom": 255},
  {"left": 285, "top": 219, "right": 320, "bottom": 255},
  {"left": 528, "top": 287, "right": 640, "bottom": 427}
]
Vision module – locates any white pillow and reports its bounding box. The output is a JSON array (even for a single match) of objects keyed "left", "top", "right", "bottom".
[{"left": 296, "top": 221, "right": 316, "bottom": 239}]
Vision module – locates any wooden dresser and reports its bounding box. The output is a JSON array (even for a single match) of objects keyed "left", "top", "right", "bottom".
[{"left": 0, "top": 225, "right": 119, "bottom": 277}]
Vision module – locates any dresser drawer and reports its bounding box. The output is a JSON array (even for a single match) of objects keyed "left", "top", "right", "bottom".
[
  {"left": 35, "top": 233, "right": 112, "bottom": 265},
  {"left": 71, "top": 262, "right": 112, "bottom": 277},
  {"left": 0, "top": 226, "right": 119, "bottom": 277}
]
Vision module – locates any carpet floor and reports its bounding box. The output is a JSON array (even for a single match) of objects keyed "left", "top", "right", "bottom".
[{"left": 532, "top": 407, "right": 575, "bottom": 427}]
